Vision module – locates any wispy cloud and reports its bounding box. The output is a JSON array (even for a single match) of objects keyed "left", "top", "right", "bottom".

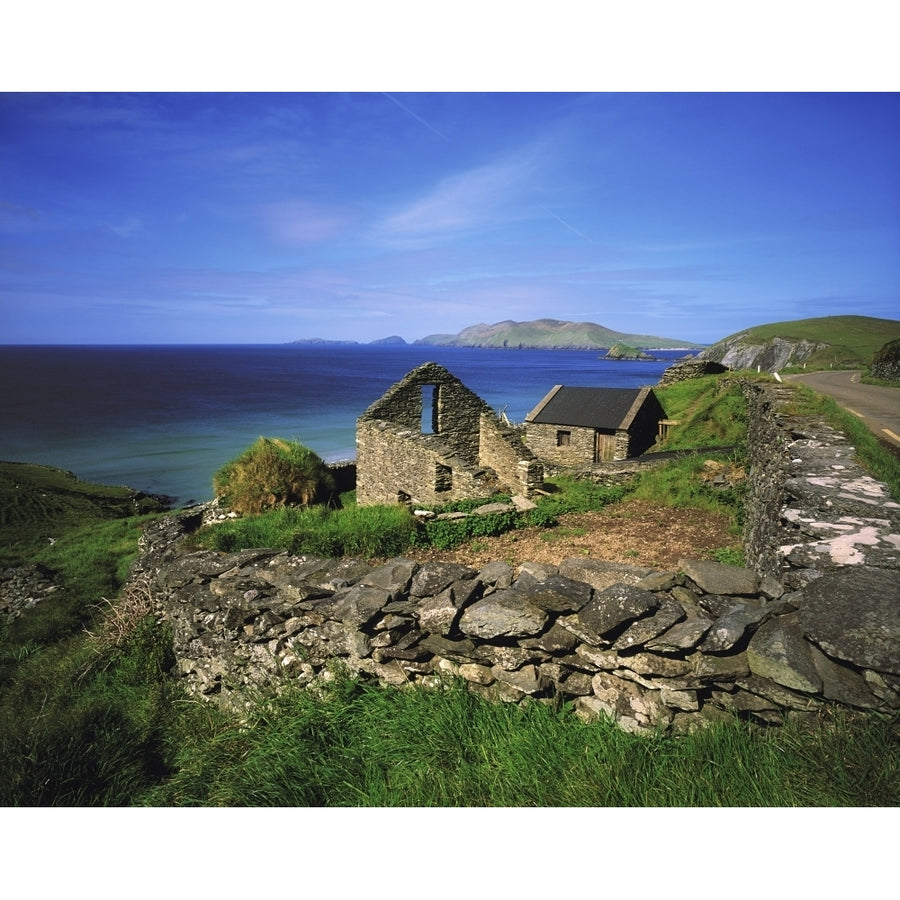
[
  {"left": 539, "top": 205, "right": 591, "bottom": 242},
  {"left": 382, "top": 93, "right": 447, "bottom": 140},
  {"left": 373, "top": 152, "right": 541, "bottom": 246},
  {"left": 259, "top": 199, "right": 352, "bottom": 247}
]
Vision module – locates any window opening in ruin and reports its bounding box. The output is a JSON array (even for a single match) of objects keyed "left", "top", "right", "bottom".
[
  {"left": 556, "top": 430, "right": 571, "bottom": 447},
  {"left": 421, "top": 384, "right": 439, "bottom": 434},
  {"left": 435, "top": 463, "right": 452, "bottom": 492}
]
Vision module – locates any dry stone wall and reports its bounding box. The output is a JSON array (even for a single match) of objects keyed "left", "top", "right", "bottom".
[
  {"left": 657, "top": 358, "right": 729, "bottom": 385},
  {"left": 133, "top": 381, "right": 899, "bottom": 731}
]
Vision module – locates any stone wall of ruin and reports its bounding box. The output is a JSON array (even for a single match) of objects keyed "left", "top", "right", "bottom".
[
  {"left": 356, "top": 362, "right": 541, "bottom": 506},
  {"left": 525, "top": 423, "right": 602, "bottom": 467}
]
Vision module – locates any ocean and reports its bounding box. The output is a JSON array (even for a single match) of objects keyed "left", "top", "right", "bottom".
[{"left": 0, "top": 345, "right": 689, "bottom": 505}]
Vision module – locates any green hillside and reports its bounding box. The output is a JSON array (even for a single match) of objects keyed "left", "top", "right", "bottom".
[
  {"left": 0, "top": 461, "right": 168, "bottom": 567},
  {"left": 415, "top": 318, "right": 702, "bottom": 350},
  {"left": 714, "top": 315, "right": 900, "bottom": 369}
]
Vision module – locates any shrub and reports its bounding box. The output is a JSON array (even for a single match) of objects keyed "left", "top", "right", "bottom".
[
  {"left": 415, "top": 509, "right": 520, "bottom": 550},
  {"left": 869, "top": 338, "right": 900, "bottom": 384},
  {"left": 213, "top": 437, "right": 336, "bottom": 516}
]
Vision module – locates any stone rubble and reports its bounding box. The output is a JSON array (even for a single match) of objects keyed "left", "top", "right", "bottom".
[{"left": 1, "top": 564, "right": 60, "bottom": 622}]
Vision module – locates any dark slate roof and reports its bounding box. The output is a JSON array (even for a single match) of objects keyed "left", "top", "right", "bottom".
[{"left": 527, "top": 386, "right": 645, "bottom": 429}]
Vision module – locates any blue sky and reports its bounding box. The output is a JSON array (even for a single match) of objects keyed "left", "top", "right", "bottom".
[{"left": 1, "top": 91, "right": 898, "bottom": 345}]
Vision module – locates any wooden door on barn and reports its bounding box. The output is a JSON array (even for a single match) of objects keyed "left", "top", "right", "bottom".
[{"left": 593, "top": 430, "right": 616, "bottom": 463}]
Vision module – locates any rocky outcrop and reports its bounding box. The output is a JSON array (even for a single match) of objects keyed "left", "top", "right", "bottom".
[
  {"left": 603, "top": 343, "right": 655, "bottom": 361},
  {"left": 871, "top": 339, "right": 900, "bottom": 382},
  {"left": 700, "top": 334, "right": 828, "bottom": 373}
]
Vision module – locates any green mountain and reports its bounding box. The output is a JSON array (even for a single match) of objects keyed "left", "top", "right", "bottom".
[
  {"left": 699, "top": 315, "right": 900, "bottom": 372},
  {"left": 415, "top": 319, "right": 702, "bottom": 350}
]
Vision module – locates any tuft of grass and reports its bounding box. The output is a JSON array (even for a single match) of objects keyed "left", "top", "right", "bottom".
[
  {"left": 213, "top": 437, "right": 337, "bottom": 516},
  {"left": 710, "top": 545, "right": 745, "bottom": 566}
]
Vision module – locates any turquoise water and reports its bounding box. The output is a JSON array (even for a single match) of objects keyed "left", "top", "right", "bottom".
[{"left": 0, "top": 345, "right": 688, "bottom": 504}]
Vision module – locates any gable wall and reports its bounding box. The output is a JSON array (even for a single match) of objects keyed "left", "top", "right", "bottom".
[
  {"left": 356, "top": 362, "right": 542, "bottom": 506},
  {"left": 621, "top": 393, "right": 666, "bottom": 458},
  {"left": 478, "top": 413, "right": 545, "bottom": 495}
]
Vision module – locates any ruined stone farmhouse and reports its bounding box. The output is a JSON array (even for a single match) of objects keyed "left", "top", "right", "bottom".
[
  {"left": 525, "top": 385, "right": 667, "bottom": 465},
  {"left": 356, "top": 362, "right": 544, "bottom": 507}
]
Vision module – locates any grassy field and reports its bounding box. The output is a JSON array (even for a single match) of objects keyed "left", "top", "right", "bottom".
[{"left": 0, "top": 461, "right": 168, "bottom": 567}]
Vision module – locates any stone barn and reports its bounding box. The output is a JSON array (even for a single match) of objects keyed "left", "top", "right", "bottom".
[
  {"left": 525, "top": 385, "right": 667, "bottom": 466},
  {"left": 356, "top": 362, "right": 544, "bottom": 507}
]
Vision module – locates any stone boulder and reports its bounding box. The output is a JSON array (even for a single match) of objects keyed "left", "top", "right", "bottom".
[
  {"left": 799, "top": 567, "right": 900, "bottom": 676},
  {"left": 577, "top": 583, "right": 661, "bottom": 642},
  {"left": 458, "top": 590, "right": 548, "bottom": 639}
]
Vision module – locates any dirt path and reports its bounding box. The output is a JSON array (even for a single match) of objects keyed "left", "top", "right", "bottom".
[{"left": 399, "top": 499, "right": 739, "bottom": 572}]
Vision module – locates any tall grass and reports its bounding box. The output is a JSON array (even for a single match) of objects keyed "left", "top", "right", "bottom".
[
  {"left": 0, "top": 613, "right": 180, "bottom": 806},
  {"left": 198, "top": 477, "right": 635, "bottom": 557},
  {"left": 141, "top": 674, "right": 898, "bottom": 807}
]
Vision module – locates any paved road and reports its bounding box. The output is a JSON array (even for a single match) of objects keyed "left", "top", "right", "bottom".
[{"left": 784, "top": 370, "right": 900, "bottom": 450}]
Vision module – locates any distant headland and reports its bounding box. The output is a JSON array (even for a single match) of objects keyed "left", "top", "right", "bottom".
[{"left": 287, "top": 319, "right": 704, "bottom": 351}]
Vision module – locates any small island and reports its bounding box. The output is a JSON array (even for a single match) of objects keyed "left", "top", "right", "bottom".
[{"left": 602, "top": 342, "right": 656, "bottom": 361}]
